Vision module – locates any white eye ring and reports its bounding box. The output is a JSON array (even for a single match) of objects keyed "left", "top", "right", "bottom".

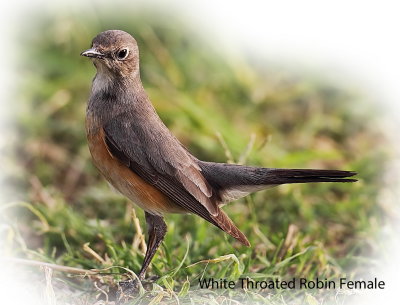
[{"left": 116, "top": 48, "right": 129, "bottom": 60}]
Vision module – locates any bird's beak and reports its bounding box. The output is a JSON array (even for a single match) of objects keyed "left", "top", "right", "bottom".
[{"left": 80, "top": 48, "right": 105, "bottom": 59}]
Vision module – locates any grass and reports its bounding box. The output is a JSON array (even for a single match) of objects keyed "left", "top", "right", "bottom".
[{"left": 0, "top": 6, "right": 393, "bottom": 305}]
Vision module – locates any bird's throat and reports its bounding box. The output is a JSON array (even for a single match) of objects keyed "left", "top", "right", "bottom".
[{"left": 92, "top": 71, "right": 114, "bottom": 95}]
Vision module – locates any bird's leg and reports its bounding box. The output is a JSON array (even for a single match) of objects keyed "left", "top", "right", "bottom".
[
  {"left": 138, "top": 212, "right": 167, "bottom": 280},
  {"left": 118, "top": 212, "right": 167, "bottom": 298}
]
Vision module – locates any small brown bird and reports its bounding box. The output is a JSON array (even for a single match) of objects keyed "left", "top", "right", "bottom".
[{"left": 81, "top": 30, "right": 356, "bottom": 281}]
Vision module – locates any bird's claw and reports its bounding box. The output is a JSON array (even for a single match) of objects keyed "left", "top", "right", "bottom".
[{"left": 116, "top": 279, "right": 141, "bottom": 302}]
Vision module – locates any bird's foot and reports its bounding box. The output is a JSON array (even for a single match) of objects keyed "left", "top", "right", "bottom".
[
  {"left": 116, "top": 276, "right": 159, "bottom": 304},
  {"left": 116, "top": 279, "right": 141, "bottom": 304},
  {"left": 118, "top": 279, "right": 141, "bottom": 296},
  {"left": 117, "top": 275, "right": 159, "bottom": 301}
]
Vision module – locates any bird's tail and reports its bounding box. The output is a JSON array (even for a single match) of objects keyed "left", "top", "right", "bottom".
[
  {"left": 197, "top": 162, "right": 357, "bottom": 245},
  {"left": 198, "top": 161, "right": 357, "bottom": 203},
  {"left": 258, "top": 168, "right": 357, "bottom": 184}
]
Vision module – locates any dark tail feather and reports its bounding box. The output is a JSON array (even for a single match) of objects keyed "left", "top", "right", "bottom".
[
  {"left": 261, "top": 168, "right": 357, "bottom": 184},
  {"left": 198, "top": 161, "right": 357, "bottom": 203},
  {"left": 198, "top": 161, "right": 357, "bottom": 187}
]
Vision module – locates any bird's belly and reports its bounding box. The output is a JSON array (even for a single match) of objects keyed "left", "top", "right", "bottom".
[{"left": 86, "top": 127, "right": 185, "bottom": 215}]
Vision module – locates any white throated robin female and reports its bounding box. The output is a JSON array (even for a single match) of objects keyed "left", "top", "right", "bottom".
[{"left": 81, "top": 30, "right": 357, "bottom": 282}]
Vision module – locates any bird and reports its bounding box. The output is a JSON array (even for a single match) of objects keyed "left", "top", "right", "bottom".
[{"left": 81, "top": 30, "right": 357, "bottom": 282}]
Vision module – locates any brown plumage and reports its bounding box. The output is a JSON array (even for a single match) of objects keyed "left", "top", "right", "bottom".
[{"left": 81, "top": 30, "right": 357, "bottom": 281}]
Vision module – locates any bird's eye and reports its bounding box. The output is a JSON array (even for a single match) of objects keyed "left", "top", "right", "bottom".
[{"left": 116, "top": 48, "right": 129, "bottom": 60}]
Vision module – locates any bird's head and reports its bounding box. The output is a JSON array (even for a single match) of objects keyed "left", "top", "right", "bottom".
[{"left": 81, "top": 30, "right": 140, "bottom": 78}]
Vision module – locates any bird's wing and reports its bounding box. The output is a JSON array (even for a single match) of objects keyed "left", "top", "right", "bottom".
[
  {"left": 103, "top": 112, "right": 217, "bottom": 215},
  {"left": 102, "top": 112, "right": 249, "bottom": 245}
]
